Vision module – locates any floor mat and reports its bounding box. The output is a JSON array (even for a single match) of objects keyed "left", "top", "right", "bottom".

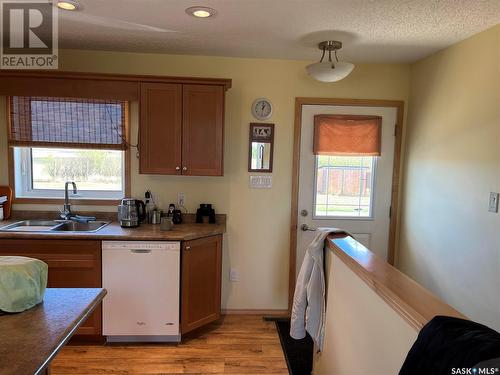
[{"left": 275, "top": 319, "right": 313, "bottom": 375}]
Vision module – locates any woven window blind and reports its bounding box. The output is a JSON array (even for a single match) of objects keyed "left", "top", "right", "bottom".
[
  {"left": 313, "top": 114, "right": 382, "bottom": 156},
  {"left": 8, "top": 96, "right": 127, "bottom": 150}
]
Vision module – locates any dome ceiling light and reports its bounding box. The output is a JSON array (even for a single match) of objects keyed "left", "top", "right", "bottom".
[
  {"left": 306, "top": 40, "right": 355, "bottom": 82},
  {"left": 57, "top": 0, "right": 79, "bottom": 11},
  {"left": 186, "top": 6, "right": 217, "bottom": 18}
]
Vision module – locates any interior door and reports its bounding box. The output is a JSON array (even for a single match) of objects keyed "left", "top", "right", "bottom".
[{"left": 296, "top": 105, "right": 397, "bottom": 277}]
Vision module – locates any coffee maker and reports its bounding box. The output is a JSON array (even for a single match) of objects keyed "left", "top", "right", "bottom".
[{"left": 117, "top": 198, "right": 146, "bottom": 228}]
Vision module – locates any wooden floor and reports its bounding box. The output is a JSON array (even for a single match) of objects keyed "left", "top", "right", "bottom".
[{"left": 50, "top": 315, "right": 289, "bottom": 374}]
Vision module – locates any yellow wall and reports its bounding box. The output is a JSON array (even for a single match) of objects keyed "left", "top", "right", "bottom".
[
  {"left": 315, "top": 251, "right": 417, "bottom": 374},
  {"left": 398, "top": 25, "right": 500, "bottom": 330},
  {"left": 0, "top": 50, "right": 410, "bottom": 310}
]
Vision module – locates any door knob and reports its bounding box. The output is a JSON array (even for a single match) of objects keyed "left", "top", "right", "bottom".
[
  {"left": 300, "top": 209, "right": 308, "bottom": 217},
  {"left": 182, "top": 166, "right": 188, "bottom": 171},
  {"left": 185, "top": 246, "right": 191, "bottom": 251},
  {"left": 175, "top": 166, "right": 180, "bottom": 171}
]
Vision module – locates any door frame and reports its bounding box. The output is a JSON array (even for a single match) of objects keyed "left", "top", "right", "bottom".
[{"left": 288, "top": 97, "right": 405, "bottom": 310}]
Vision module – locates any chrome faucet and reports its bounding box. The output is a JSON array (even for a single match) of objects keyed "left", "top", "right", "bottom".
[{"left": 61, "top": 181, "right": 77, "bottom": 220}]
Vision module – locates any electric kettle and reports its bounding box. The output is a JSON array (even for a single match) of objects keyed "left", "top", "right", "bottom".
[{"left": 117, "top": 198, "right": 146, "bottom": 228}]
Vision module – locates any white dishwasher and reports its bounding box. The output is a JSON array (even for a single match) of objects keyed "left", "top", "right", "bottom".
[{"left": 102, "top": 241, "right": 180, "bottom": 342}]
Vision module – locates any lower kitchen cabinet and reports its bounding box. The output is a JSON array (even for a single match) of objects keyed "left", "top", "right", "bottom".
[
  {"left": 0, "top": 239, "right": 102, "bottom": 337},
  {"left": 181, "top": 234, "right": 222, "bottom": 334},
  {"left": 0, "top": 234, "right": 224, "bottom": 338}
]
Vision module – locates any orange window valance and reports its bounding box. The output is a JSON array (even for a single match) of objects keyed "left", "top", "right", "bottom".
[{"left": 313, "top": 114, "right": 382, "bottom": 156}]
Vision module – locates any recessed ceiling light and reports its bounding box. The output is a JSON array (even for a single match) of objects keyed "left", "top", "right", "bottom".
[
  {"left": 186, "top": 6, "right": 216, "bottom": 18},
  {"left": 57, "top": 0, "right": 79, "bottom": 11}
]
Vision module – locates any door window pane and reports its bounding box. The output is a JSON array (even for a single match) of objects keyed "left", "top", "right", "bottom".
[{"left": 314, "top": 155, "right": 376, "bottom": 218}]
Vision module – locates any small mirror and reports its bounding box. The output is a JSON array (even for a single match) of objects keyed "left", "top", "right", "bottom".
[{"left": 248, "top": 123, "right": 274, "bottom": 173}]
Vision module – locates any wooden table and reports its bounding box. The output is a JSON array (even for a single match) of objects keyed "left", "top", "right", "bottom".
[{"left": 0, "top": 288, "right": 106, "bottom": 375}]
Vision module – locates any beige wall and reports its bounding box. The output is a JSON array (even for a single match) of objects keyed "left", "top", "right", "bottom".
[
  {"left": 398, "top": 25, "right": 500, "bottom": 330},
  {"left": 0, "top": 50, "right": 410, "bottom": 310},
  {"left": 315, "top": 251, "right": 417, "bottom": 375}
]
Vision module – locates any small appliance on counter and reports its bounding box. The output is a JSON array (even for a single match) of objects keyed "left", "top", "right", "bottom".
[
  {"left": 196, "top": 204, "right": 216, "bottom": 224},
  {"left": 167, "top": 203, "right": 183, "bottom": 224},
  {"left": 117, "top": 198, "right": 146, "bottom": 228}
]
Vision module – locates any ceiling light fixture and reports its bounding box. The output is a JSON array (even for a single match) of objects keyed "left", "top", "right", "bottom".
[
  {"left": 306, "top": 41, "right": 355, "bottom": 82},
  {"left": 57, "top": 0, "right": 79, "bottom": 11},
  {"left": 186, "top": 6, "right": 216, "bottom": 18}
]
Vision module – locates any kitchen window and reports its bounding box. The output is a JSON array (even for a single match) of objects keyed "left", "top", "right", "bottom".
[{"left": 8, "top": 96, "right": 129, "bottom": 202}]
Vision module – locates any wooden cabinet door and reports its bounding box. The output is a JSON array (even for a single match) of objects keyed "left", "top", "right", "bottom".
[
  {"left": 0, "top": 239, "right": 102, "bottom": 337},
  {"left": 182, "top": 84, "right": 224, "bottom": 176},
  {"left": 181, "top": 235, "right": 222, "bottom": 334},
  {"left": 139, "top": 82, "right": 183, "bottom": 174}
]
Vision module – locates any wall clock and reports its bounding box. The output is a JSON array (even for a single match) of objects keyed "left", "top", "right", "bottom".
[{"left": 251, "top": 98, "right": 273, "bottom": 121}]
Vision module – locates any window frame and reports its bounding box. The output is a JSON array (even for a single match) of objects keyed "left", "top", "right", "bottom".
[
  {"left": 7, "top": 98, "right": 131, "bottom": 205},
  {"left": 312, "top": 155, "right": 378, "bottom": 221}
]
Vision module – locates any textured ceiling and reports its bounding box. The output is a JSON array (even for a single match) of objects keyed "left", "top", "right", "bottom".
[{"left": 57, "top": 0, "right": 500, "bottom": 63}]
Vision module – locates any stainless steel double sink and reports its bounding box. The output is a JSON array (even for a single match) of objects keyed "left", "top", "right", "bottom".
[{"left": 0, "top": 220, "right": 110, "bottom": 233}]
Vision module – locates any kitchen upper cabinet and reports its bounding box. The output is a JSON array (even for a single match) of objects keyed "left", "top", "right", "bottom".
[
  {"left": 181, "top": 235, "right": 222, "bottom": 334},
  {"left": 0, "top": 239, "right": 102, "bottom": 337},
  {"left": 182, "top": 85, "right": 224, "bottom": 176},
  {"left": 139, "top": 82, "right": 226, "bottom": 176},
  {"left": 139, "top": 83, "right": 183, "bottom": 174}
]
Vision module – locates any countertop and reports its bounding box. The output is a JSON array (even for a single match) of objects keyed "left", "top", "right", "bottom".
[
  {"left": 0, "top": 288, "right": 106, "bottom": 375},
  {"left": 0, "top": 221, "right": 226, "bottom": 241}
]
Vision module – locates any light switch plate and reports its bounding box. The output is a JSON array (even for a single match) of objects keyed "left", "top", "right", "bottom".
[
  {"left": 229, "top": 268, "right": 240, "bottom": 282},
  {"left": 489, "top": 192, "right": 499, "bottom": 213},
  {"left": 249, "top": 175, "right": 272, "bottom": 189}
]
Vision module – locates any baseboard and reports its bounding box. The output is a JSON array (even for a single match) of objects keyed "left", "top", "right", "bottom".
[{"left": 222, "top": 309, "right": 289, "bottom": 316}]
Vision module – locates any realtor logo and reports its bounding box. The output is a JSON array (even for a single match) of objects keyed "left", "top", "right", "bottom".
[{"left": 1, "top": 0, "right": 58, "bottom": 69}]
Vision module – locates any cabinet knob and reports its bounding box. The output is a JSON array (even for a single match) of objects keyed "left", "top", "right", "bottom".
[
  {"left": 175, "top": 166, "right": 180, "bottom": 171},
  {"left": 182, "top": 166, "right": 188, "bottom": 171},
  {"left": 185, "top": 246, "right": 191, "bottom": 251}
]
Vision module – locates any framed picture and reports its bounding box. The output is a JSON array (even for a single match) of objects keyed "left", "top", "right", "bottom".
[{"left": 248, "top": 123, "right": 274, "bottom": 173}]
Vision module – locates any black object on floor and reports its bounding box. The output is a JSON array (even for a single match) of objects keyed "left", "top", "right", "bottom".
[{"left": 275, "top": 319, "right": 313, "bottom": 375}]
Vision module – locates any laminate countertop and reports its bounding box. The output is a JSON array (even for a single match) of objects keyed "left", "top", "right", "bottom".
[
  {"left": 0, "top": 221, "right": 225, "bottom": 241},
  {"left": 0, "top": 288, "right": 106, "bottom": 375}
]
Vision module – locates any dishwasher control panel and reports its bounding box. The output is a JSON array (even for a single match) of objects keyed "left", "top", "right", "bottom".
[{"left": 102, "top": 241, "right": 180, "bottom": 251}]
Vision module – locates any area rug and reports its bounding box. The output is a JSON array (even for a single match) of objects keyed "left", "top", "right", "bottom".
[{"left": 275, "top": 319, "right": 313, "bottom": 375}]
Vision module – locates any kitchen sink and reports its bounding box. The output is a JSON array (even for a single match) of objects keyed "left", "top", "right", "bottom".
[
  {"left": 51, "top": 221, "right": 109, "bottom": 232},
  {"left": 0, "top": 220, "right": 110, "bottom": 233}
]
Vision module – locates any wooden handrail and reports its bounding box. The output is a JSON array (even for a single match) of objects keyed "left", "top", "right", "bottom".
[{"left": 326, "top": 233, "right": 466, "bottom": 330}]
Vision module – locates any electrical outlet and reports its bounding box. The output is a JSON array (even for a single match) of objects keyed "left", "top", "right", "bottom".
[
  {"left": 229, "top": 268, "right": 240, "bottom": 282},
  {"left": 178, "top": 192, "right": 185, "bottom": 208},
  {"left": 489, "top": 192, "right": 499, "bottom": 213}
]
